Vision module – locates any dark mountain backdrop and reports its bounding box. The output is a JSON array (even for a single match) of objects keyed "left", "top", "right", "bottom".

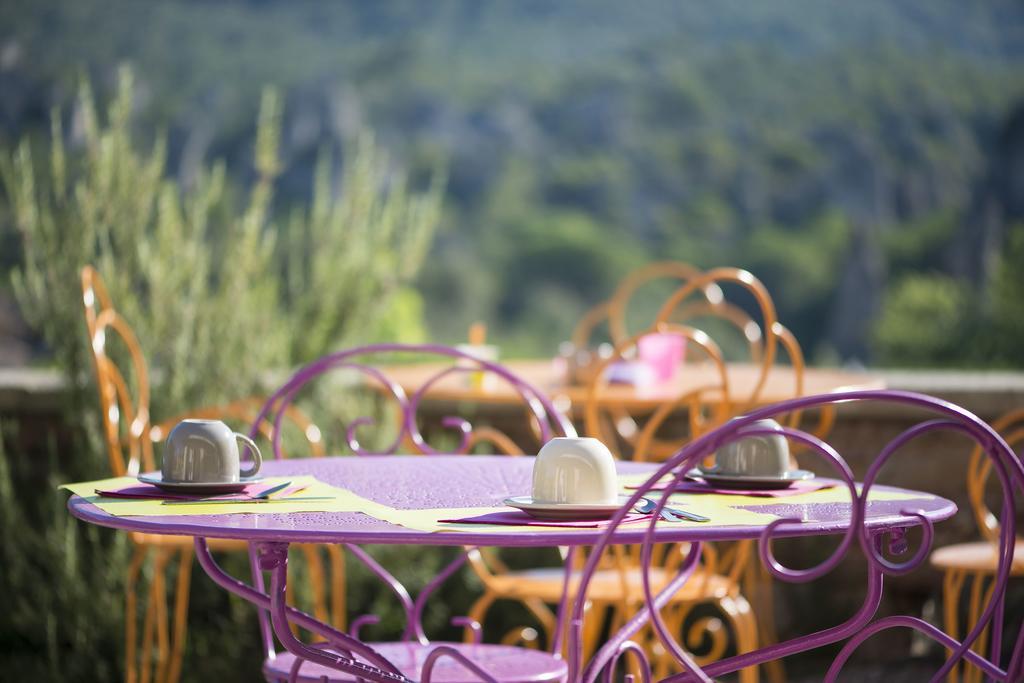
[{"left": 2, "top": 0, "right": 1023, "bottom": 364}]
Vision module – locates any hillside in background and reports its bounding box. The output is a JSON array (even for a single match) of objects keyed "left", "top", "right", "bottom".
[{"left": 2, "top": 0, "right": 1023, "bottom": 364}]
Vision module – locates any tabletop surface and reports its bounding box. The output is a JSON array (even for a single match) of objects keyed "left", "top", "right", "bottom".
[
  {"left": 68, "top": 455, "right": 955, "bottom": 547},
  {"left": 382, "top": 359, "right": 885, "bottom": 411}
]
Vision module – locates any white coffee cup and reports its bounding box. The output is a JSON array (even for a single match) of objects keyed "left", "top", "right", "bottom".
[
  {"left": 532, "top": 437, "right": 617, "bottom": 505},
  {"left": 703, "top": 418, "right": 789, "bottom": 477},
  {"left": 162, "top": 419, "right": 262, "bottom": 483}
]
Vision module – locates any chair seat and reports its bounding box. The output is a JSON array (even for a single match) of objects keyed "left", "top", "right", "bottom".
[
  {"left": 488, "top": 566, "right": 733, "bottom": 604},
  {"left": 263, "top": 641, "right": 567, "bottom": 682},
  {"left": 929, "top": 539, "right": 1024, "bottom": 574},
  {"left": 130, "top": 531, "right": 248, "bottom": 552}
]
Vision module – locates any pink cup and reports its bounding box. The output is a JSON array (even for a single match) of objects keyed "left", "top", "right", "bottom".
[{"left": 637, "top": 332, "right": 686, "bottom": 383}]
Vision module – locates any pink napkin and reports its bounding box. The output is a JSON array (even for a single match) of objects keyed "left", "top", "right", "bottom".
[
  {"left": 627, "top": 478, "right": 836, "bottom": 498},
  {"left": 94, "top": 481, "right": 309, "bottom": 501},
  {"left": 437, "top": 510, "right": 653, "bottom": 528}
]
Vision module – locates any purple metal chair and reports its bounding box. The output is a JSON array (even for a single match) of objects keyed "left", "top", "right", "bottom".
[
  {"left": 565, "top": 390, "right": 1024, "bottom": 682},
  {"left": 239, "top": 344, "right": 576, "bottom": 682}
]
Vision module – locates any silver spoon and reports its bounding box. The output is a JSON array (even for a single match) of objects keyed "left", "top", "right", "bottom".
[{"left": 634, "top": 497, "right": 710, "bottom": 523}]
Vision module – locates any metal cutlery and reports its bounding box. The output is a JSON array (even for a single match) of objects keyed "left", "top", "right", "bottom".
[
  {"left": 634, "top": 497, "right": 710, "bottom": 523},
  {"left": 161, "top": 480, "right": 294, "bottom": 505},
  {"left": 161, "top": 495, "right": 333, "bottom": 506},
  {"left": 250, "top": 480, "right": 292, "bottom": 500}
]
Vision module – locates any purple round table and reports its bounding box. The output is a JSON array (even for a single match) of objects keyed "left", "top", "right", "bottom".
[
  {"left": 68, "top": 455, "right": 955, "bottom": 546},
  {"left": 67, "top": 456, "right": 955, "bottom": 682}
]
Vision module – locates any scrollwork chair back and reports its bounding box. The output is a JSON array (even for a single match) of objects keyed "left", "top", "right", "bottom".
[
  {"left": 930, "top": 407, "right": 1024, "bottom": 683},
  {"left": 567, "top": 390, "right": 1024, "bottom": 683},
  {"left": 243, "top": 343, "right": 577, "bottom": 681},
  {"left": 81, "top": 265, "right": 326, "bottom": 683}
]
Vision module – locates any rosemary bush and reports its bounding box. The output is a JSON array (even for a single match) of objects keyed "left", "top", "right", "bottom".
[{"left": 4, "top": 67, "right": 442, "bottom": 413}]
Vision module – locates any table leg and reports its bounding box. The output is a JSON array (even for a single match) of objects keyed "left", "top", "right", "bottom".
[
  {"left": 192, "top": 538, "right": 405, "bottom": 680},
  {"left": 260, "top": 543, "right": 409, "bottom": 682}
]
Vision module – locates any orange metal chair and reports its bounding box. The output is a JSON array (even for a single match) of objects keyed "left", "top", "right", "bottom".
[
  {"left": 494, "top": 266, "right": 823, "bottom": 681},
  {"left": 930, "top": 408, "right": 1024, "bottom": 683},
  {"left": 644, "top": 267, "right": 823, "bottom": 682},
  {"left": 582, "top": 270, "right": 784, "bottom": 681},
  {"left": 570, "top": 262, "right": 832, "bottom": 442},
  {"left": 571, "top": 261, "right": 716, "bottom": 352},
  {"left": 81, "top": 266, "right": 330, "bottom": 683},
  {"left": 650, "top": 267, "right": 834, "bottom": 442}
]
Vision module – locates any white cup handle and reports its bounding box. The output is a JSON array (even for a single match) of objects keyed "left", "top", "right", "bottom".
[{"left": 235, "top": 433, "right": 262, "bottom": 478}]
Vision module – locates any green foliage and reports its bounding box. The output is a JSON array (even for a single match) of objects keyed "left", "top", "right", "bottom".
[
  {"left": 281, "top": 139, "right": 441, "bottom": 360},
  {"left": 883, "top": 210, "right": 960, "bottom": 275},
  {"left": 2, "top": 1, "right": 1022, "bottom": 358},
  {"left": 873, "top": 224, "right": 1024, "bottom": 367},
  {"left": 873, "top": 274, "right": 971, "bottom": 366},
  {"left": 0, "top": 422, "right": 128, "bottom": 681},
  {"left": 4, "top": 70, "right": 280, "bottom": 413},
  {"left": 0, "top": 68, "right": 443, "bottom": 681},
  {"left": 984, "top": 224, "right": 1024, "bottom": 366},
  {"left": 744, "top": 212, "right": 851, "bottom": 312},
  {"left": 3, "top": 68, "right": 442, "bottom": 415}
]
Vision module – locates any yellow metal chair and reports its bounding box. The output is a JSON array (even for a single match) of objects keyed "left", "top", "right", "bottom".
[
  {"left": 81, "top": 266, "right": 330, "bottom": 683},
  {"left": 930, "top": 408, "right": 1024, "bottom": 683}
]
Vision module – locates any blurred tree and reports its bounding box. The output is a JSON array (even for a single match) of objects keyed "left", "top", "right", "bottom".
[
  {"left": 985, "top": 223, "right": 1024, "bottom": 366},
  {"left": 872, "top": 273, "right": 971, "bottom": 366},
  {"left": 2, "top": 0, "right": 1022, "bottom": 361}
]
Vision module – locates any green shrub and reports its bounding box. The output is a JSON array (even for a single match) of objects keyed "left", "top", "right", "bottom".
[
  {"left": 872, "top": 273, "right": 971, "bottom": 366},
  {"left": 0, "top": 67, "right": 443, "bottom": 681},
  {"left": 3, "top": 67, "right": 442, "bottom": 415}
]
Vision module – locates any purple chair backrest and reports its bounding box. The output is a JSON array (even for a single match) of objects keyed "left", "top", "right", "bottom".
[
  {"left": 242, "top": 344, "right": 576, "bottom": 670},
  {"left": 567, "top": 390, "right": 1024, "bottom": 683},
  {"left": 250, "top": 343, "right": 575, "bottom": 460}
]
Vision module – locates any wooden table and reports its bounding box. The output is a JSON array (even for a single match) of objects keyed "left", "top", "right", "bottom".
[{"left": 382, "top": 359, "right": 885, "bottom": 415}]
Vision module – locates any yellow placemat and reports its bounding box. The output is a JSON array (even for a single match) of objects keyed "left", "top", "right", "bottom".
[
  {"left": 372, "top": 501, "right": 780, "bottom": 535},
  {"left": 617, "top": 473, "right": 935, "bottom": 507},
  {"left": 61, "top": 476, "right": 395, "bottom": 518},
  {"left": 731, "top": 485, "right": 934, "bottom": 507}
]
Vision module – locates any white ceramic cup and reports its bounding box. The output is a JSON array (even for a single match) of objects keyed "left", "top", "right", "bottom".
[
  {"left": 532, "top": 437, "right": 617, "bottom": 505},
  {"left": 162, "top": 419, "right": 262, "bottom": 483},
  {"left": 703, "top": 418, "right": 789, "bottom": 477}
]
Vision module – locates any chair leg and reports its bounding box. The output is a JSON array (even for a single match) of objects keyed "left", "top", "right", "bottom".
[
  {"left": 465, "top": 591, "right": 498, "bottom": 643},
  {"left": 166, "top": 546, "right": 193, "bottom": 683},
  {"left": 140, "top": 561, "right": 158, "bottom": 683},
  {"left": 326, "top": 544, "right": 347, "bottom": 632},
  {"left": 753, "top": 563, "right": 785, "bottom": 683},
  {"left": 285, "top": 554, "right": 301, "bottom": 639},
  {"left": 152, "top": 549, "right": 172, "bottom": 683},
  {"left": 521, "top": 597, "right": 558, "bottom": 651},
  {"left": 652, "top": 602, "right": 687, "bottom": 680},
  {"left": 719, "top": 594, "right": 759, "bottom": 683},
  {"left": 943, "top": 568, "right": 967, "bottom": 683},
  {"left": 580, "top": 600, "right": 607, "bottom": 664},
  {"left": 125, "top": 544, "right": 149, "bottom": 683},
  {"left": 299, "top": 544, "right": 330, "bottom": 626},
  {"left": 965, "top": 572, "right": 994, "bottom": 683}
]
